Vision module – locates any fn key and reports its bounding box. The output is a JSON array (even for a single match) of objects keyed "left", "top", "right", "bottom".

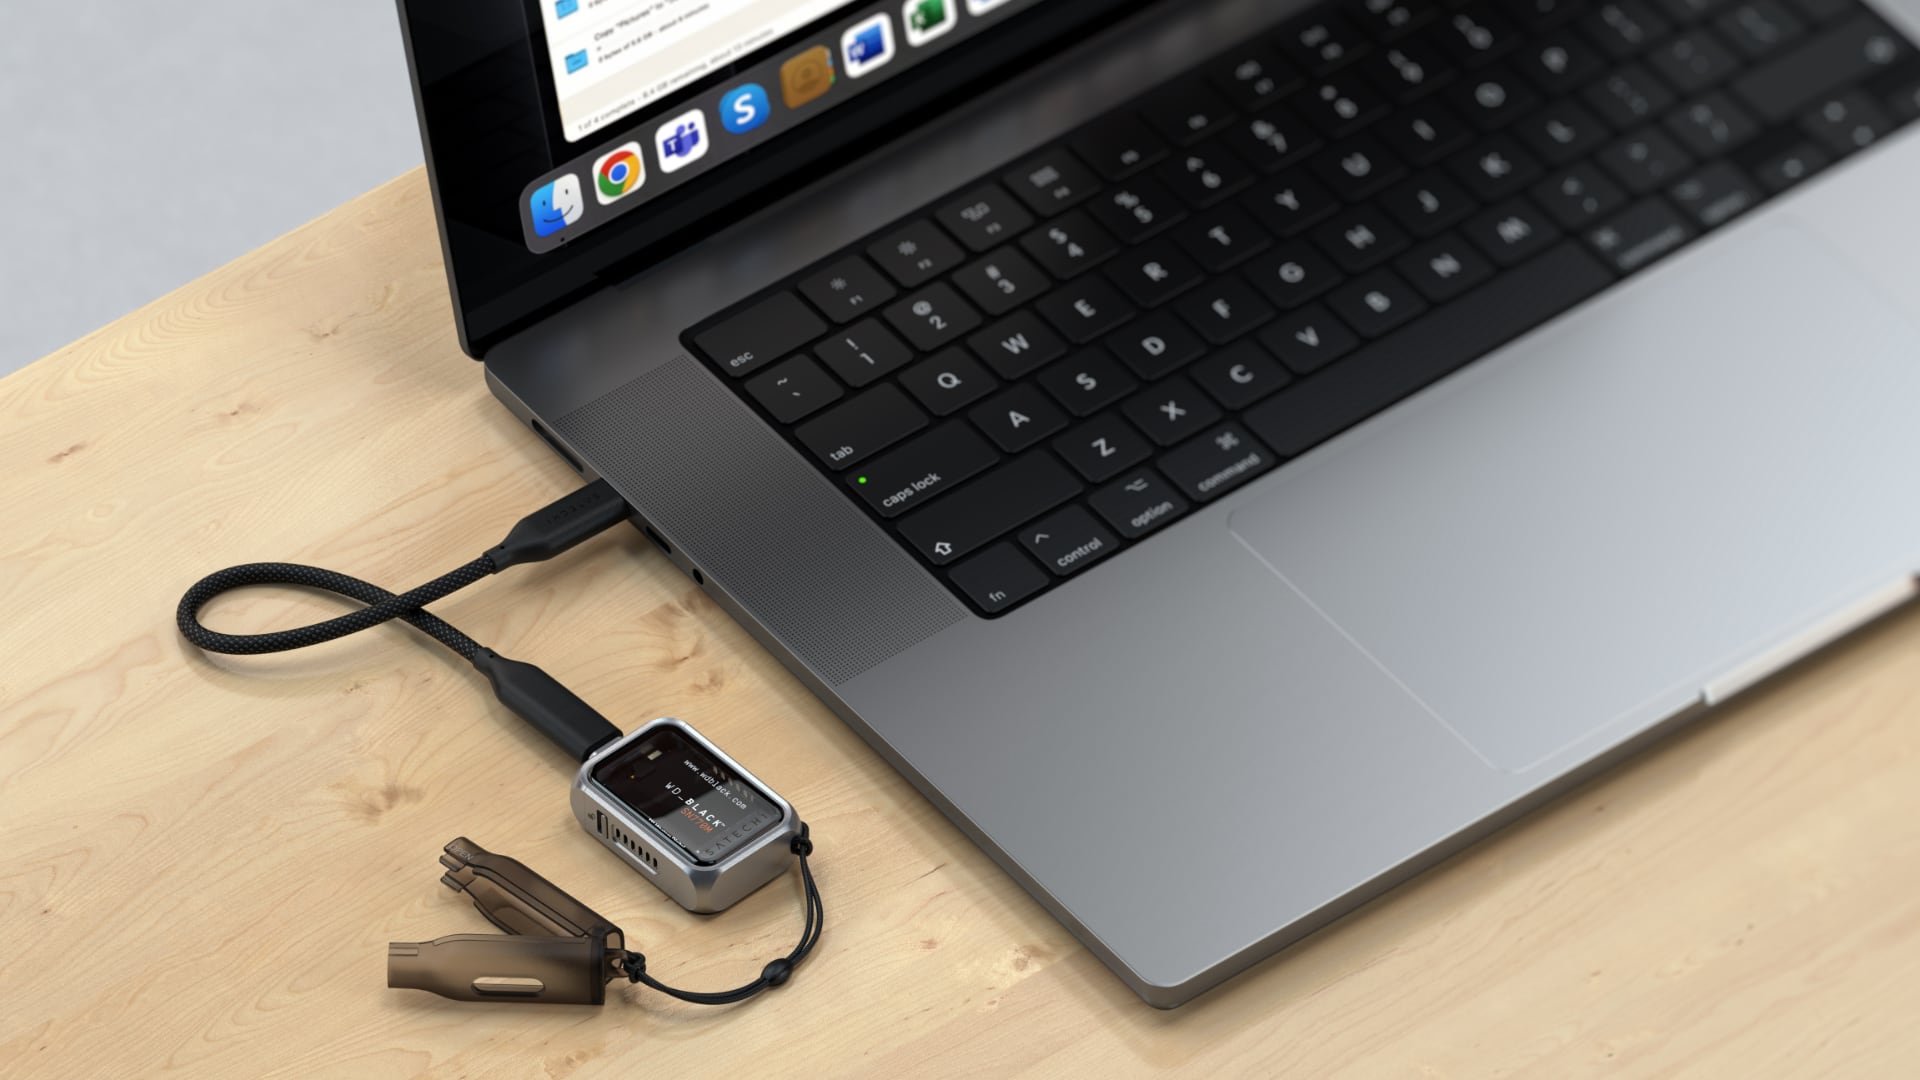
[{"left": 949, "top": 544, "right": 1051, "bottom": 614}]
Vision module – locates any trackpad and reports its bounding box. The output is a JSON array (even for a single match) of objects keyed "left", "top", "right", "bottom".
[{"left": 1228, "top": 221, "right": 1920, "bottom": 773}]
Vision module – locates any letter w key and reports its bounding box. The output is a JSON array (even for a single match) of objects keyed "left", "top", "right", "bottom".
[{"left": 968, "top": 311, "right": 1065, "bottom": 378}]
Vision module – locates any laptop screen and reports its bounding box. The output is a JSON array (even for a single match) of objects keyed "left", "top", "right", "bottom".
[{"left": 398, "top": 0, "right": 1147, "bottom": 355}]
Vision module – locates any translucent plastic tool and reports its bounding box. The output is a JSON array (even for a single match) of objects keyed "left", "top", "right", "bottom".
[{"left": 388, "top": 837, "right": 628, "bottom": 1004}]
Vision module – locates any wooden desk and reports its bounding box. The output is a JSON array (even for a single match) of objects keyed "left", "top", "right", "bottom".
[{"left": 3, "top": 171, "right": 1917, "bottom": 1078}]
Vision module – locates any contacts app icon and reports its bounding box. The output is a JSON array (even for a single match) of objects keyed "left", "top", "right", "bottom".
[
  {"left": 781, "top": 46, "right": 835, "bottom": 109},
  {"left": 530, "top": 174, "right": 584, "bottom": 237}
]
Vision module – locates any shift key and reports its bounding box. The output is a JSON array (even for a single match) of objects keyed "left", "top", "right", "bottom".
[
  {"left": 898, "top": 454, "right": 1084, "bottom": 564},
  {"left": 794, "top": 385, "right": 927, "bottom": 471},
  {"left": 849, "top": 424, "right": 1000, "bottom": 518}
]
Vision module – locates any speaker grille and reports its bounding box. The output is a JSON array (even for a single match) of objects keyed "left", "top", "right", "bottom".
[{"left": 556, "top": 359, "right": 966, "bottom": 686}]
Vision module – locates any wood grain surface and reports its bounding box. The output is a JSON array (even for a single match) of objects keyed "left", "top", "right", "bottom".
[{"left": 2, "top": 171, "right": 1917, "bottom": 1079}]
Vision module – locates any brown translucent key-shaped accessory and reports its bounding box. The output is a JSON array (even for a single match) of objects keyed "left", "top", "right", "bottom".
[
  {"left": 390, "top": 827, "right": 821, "bottom": 1006},
  {"left": 388, "top": 836, "right": 629, "bottom": 1004}
]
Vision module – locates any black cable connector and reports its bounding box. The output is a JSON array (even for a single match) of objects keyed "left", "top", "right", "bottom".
[
  {"left": 177, "top": 479, "right": 633, "bottom": 760},
  {"left": 487, "top": 478, "right": 633, "bottom": 572}
]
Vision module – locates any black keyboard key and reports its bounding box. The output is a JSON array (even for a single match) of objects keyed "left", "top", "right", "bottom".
[
  {"left": 868, "top": 220, "right": 967, "bottom": 287},
  {"left": 1088, "top": 176, "right": 1188, "bottom": 243},
  {"left": 1587, "top": 197, "right": 1697, "bottom": 271},
  {"left": 1037, "top": 278, "right": 1137, "bottom": 343},
  {"left": 1208, "top": 45, "right": 1302, "bottom": 110},
  {"left": 937, "top": 185, "right": 1037, "bottom": 252},
  {"left": 1282, "top": 13, "right": 1372, "bottom": 74},
  {"left": 1466, "top": 197, "right": 1563, "bottom": 264},
  {"left": 1313, "top": 207, "right": 1413, "bottom": 272},
  {"left": 1451, "top": 135, "right": 1544, "bottom": 199},
  {"left": 1363, "top": 40, "right": 1457, "bottom": 102},
  {"left": 1328, "top": 270, "right": 1429, "bottom": 337},
  {"left": 1500, "top": 0, "right": 1586, "bottom": 29},
  {"left": 1654, "top": 0, "right": 1736, "bottom": 23},
  {"left": 1395, "top": 234, "right": 1497, "bottom": 300},
  {"left": 1436, "top": 6, "right": 1525, "bottom": 65},
  {"left": 1248, "top": 171, "right": 1340, "bottom": 236},
  {"left": 1311, "top": 135, "right": 1407, "bottom": 197},
  {"left": 1599, "top": 128, "right": 1696, "bottom": 193},
  {"left": 1515, "top": 34, "right": 1606, "bottom": 94},
  {"left": 1889, "top": 72, "right": 1920, "bottom": 119},
  {"left": 1090, "top": 469, "right": 1192, "bottom": 539},
  {"left": 1192, "top": 340, "right": 1294, "bottom": 408},
  {"left": 1158, "top": 144, "right": 1256, "bottom": 208},
  {"left": 814, "top": 319, "right": 913, "bottom": 386},
  {"left": 1801, "top": 90, "right": 1894, "bottom": 152},
  {"left": 949, "top": 543, "right": 1051, "bottom": 614},
  {"left": 1651, "top": 30, "right": 1743, "bottom": 93},
  {"left": 799, "top": 257, "right": 898, "bottom": 324},
  {"left": 898, "top": 453, "right": 1083, "bottom": 565},
  {"left": 1786, "top": 0, "right": 1852, "bottom": 23},
  {"left": 1300, "top": 78, "right": 1391, "bottom": 137},
  {"left": 1020, "top": 506, "right": 1122, "bottom": 577},
  {"left": 849, "top": 423, "right": 1000, "bottom": 518},
  {"left": 1582, "top": 1, "right": 1674, "bottom": 59},
  {"left": 969, "top": 385, "right": 1069, "bottom": 452},
  {"left": 1716, "top": 0, "right": 1805, "bottom": 58},
  {"left": 1105, "top": 241, "right": 1205, "bottom": 308},
  {"left": 1518, "top": 101, "right": 1613, "bottom": 163},
  {"left": 1159, "top": 425, "right": 1280, "bottom": 502},
  {"left": 1072, "top": 114, "right": 1172, "bottom": 180},
  {"left": 1174, "top": 278, "right": 1275, "bottom": 343},
  {"left": 1245, "top": 243, "right": 1342, "bottom": 309},
  {"left": 1352, "top": 0, "right": 1443, "bottom": 40},
  {"left": 1586, "top": 65, "right": 1679, "bottom": 128},
  {"left": 901, "top": 348, "right": 1000, "bottom": 414},
  {"left": 1449, "top": 66, "right": 1542, "bottom": 129},
  {"left": 884, "top": 283, "right": 982, "bottom": 351},
  {"left": 1669, "top": 161, "right": 1763, "bottom": 227},
  {"left": 1378, "top": 101, "right": 1476, "bottom": 164},
  {"left": 1748, "top": 137, "right": 1832, "bottom": 189},
  {"left": 794, "top": 384, "right": 928, "bottom": 470},
  {"left": 692, "top": 292, "right": 827, "bottom": 378},
  {"left": 1107, "top": 313, "right": 1208, "bottom": 379},
  {"left": 1005, "top": 150, "right": 1103, "bottom": 216},
  {"left": 1732, "top": 13, "right": 1910, "bottom": 123},
  {"left": 1039, "top": 350, "right": 1140, "bottom": 416},
  {"left": 1223, "top": 109, "right": 1324, "bottom": 173},
  {"left": 1532, "top": 163, "right": 1630, "bottom": 227},
  {"left": 1124, "top": 376, "right": 1224, "bottom": 445},
  {"left": 1141, "top": 81, "right": 1239, "bottom": 145},
  {"left": 1174, "top": 205, "right": 1274, "bottom": 271},
  {"left": 1019, "top": 211, "right": 1120, "bottom": 278},
  {"left": 746, "top": 357, "right": 844, "bottom": 423},
  {"left": 967, "top": 311, "right": 1067, "bottom": 379},
  {"left": 1258, "top": 304, "right": 1362, "bottom": 373},
  {"left": 1245, "top": 243, "right": 1612, "bottom": 456},
  {"left": 1382, "top": 173, "right": 1478, "bottom": 235},
  {"left": 1665, "top": 91, "right": 1762, "bottom": 154},
  {"left": 952, "top": 249, "right": 1051, "bottom": 316},
  {"left": 1053, "top": 413, "right": 1153, "bottom": 481}
]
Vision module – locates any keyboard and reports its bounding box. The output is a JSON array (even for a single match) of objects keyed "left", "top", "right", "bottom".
[{"left": 685, "top": 0, "right": 1919, "bottom": 617}]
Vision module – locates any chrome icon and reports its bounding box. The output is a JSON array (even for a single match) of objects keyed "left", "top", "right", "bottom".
[{"left": 593, "top": 142, "right": 645, "bottom": 205}]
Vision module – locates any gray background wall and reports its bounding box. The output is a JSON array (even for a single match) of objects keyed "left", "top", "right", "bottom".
[{"left": 0, "top": 2, "right": 425, "bottom": 375}]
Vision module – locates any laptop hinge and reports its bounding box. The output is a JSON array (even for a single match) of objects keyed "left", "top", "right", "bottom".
[{"left": 1702, "top": 575, "right": 1920, "bottom": 705}]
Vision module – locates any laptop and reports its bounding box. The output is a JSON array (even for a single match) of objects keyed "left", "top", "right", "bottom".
[{"left": 395, "top": 0, "right": 1920, "bottom": 1006}]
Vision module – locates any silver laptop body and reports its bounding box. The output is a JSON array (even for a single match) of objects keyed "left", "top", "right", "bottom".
[{"left": 469, "top": 0, "right": 1920, "bottom": 1006}]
